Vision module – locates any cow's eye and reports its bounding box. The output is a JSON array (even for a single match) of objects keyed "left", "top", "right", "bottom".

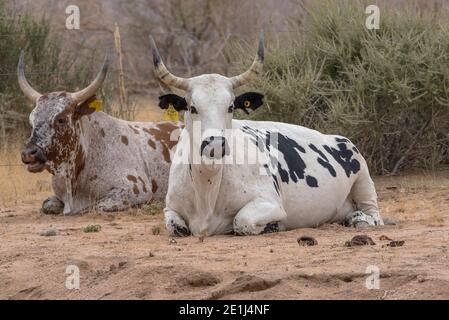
[
  {"left": 57, "top": 118, "right": 66, "bottom": 124},
  {"left": 228, "top": 105, "right": 234, "bottom": 113},
  {"left": 190, "top": 106, "right": 198, "bottom": 114}
]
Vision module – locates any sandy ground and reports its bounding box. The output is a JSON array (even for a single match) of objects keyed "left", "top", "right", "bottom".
[{"left": 1, "top": 169, "right": 449, "bottom": 300}]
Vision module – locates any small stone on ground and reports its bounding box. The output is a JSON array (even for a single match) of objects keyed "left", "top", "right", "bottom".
[{"left": 39, "top": 228, "right": 56, "bottom": 237}]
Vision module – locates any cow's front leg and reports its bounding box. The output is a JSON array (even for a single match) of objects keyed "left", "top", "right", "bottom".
[
  {"left": 348, "top": 166, "right": 383, "bottom": 228},
  {"left": 233, "top": 198, "right": 287, "bottom": 236},
  {"left": 164, "top": 208, "right": 190, "bottom": 237},
  {"left": 42, "top": 195, "right": 64, "bottom": 215}
]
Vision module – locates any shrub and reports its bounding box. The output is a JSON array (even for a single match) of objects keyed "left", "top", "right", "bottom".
[
  {"left": 83, "top": 224, "right": 102, "bottom": 233},
  {"left": 142, "top": 201, "right": 165, "bottom": 215},
  {"left": 238, "top": 0, "right": 449, "bottom": 175},
  {"left": 151, "top": 225, "right": 161, "bottom": 235}
]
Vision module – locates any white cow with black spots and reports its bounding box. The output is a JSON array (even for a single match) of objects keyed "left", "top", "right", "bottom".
[{"left": 149, "top": 33, "right": 383, "bottom": 236}]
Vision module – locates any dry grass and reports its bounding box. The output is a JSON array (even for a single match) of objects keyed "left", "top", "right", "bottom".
[
  {"left": 375, "top": 169, "right": 449, "bottom": 224},
  {"left": 0, "top": 142, "right": 52, "bottom": 208},
  {"left": 132, "top": 96, "right": 165, "bottom": 122}
]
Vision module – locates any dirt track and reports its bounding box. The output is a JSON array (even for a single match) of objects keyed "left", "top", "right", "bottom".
[{"left": 1, "top": 171, "right": 449, "bottom": 300}]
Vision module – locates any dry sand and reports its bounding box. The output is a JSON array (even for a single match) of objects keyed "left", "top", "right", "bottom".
[{"left": 0, "top": 169, "right": 448, "bottom": 300}]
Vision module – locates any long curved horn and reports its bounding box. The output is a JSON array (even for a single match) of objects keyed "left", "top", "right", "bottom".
[
  {"left": 149, "top": 35, "right": 189, "bottom": 91},
  {"left": 230, "top": 31, "right": 264, "bottom": 89},
  {"left": 71, "top": 55, "right": 109, "bottom": 103},
  {"left": 17, "top": 51, "right": 42, "bottom": 103}
]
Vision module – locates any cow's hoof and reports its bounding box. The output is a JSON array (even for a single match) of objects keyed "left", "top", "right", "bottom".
[
  {"left": 164, "top": 209, "right": 190, "bottom": 237},
  {"left": 173, "top": 224, "right": 190, "bottom": 237},
  {"left": 354, "top": 221, "right": 370, "bottom": 229},
  {"left": 261, "top": 222, "right": 279, "bottom": 234},
  {"left": 42, "top": 197, "right": 64, "bottom": 215},
  {"left": 166, "top": 220, "right": 190, "bottom": 237},
  {"left": 345, "top": 210, "right": 378, "bottom": 228}
]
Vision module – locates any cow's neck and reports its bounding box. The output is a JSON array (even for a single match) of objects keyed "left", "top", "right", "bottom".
[
  {"left": 189, "top": 164, "right": 224, "bottom": 235},
  {"left": 53, "top": 116, "right": 92, "bottom": 213},
  {"left": 183, "top": 126, "right": 225, "bottom": 234}
]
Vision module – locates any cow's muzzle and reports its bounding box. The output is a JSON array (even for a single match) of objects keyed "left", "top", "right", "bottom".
[
  {"left": 21, "top": 144, "right": 47, "bottom": 172},
  {"left": 200, "top": 136, "right": 230, "bottom": 159}
]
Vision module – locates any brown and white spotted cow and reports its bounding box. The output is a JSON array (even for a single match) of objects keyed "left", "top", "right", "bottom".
[{"left": 18, "top": 52, "right": 181, "bottom": 215}]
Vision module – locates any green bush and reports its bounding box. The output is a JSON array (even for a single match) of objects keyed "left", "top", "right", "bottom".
[
  {"left": 83, "top": 224, "right": 101, "bottom": 233},
  {"left": 142, "top": 201, "right": 165, "bottom": 216},
  {"left": 239, "top": 1, "right": 449, "bottom": 175}
]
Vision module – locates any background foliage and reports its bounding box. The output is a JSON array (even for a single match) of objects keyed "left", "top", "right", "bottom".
[
  {"left": 2, "top": 0, "right": 449, "bottom": 174},
  {"left": 240, "top": 1, "right": 449, "bottom": 174}
]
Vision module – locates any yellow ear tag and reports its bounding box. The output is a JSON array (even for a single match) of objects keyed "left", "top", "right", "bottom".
[
  {"left": 244, "top": 100, "right": 251, "bottom": 108},
  {"left": 163, "top": 103, "right": 179, "bottom": 121},
  {"left": 88, "top": 99, "right": 103, "bottom": 112}
]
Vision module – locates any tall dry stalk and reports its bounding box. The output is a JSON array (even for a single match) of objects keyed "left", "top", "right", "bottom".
[
  {"left": 0, "top": 103, "right": 6, "bottom": 154},
  {"left": 114, "top": 23, "right": 135, "bottom": 120}
]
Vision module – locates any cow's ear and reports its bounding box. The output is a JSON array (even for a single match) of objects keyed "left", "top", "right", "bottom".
[
  {"left": 158, "top": 94, "right": 187, "bottom": 111},
  {"left": 75, "top": 95, "right": 97, "bottom": 117},
  {"left": 234, "top": 92, "right": 264, "bottom": 114}
]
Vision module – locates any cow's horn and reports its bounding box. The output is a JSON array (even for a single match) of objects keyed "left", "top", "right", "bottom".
[
  {"left": 17, "top": 51, "right": 42, "bottom": 103},
  {"left": 149, "top": 35, "right": 189, "bottom": 91},
  {"left": 71, "top": 55, "right": 109, "bottom": 103},
  {"left": 230, "top": 31, "right": 264, "bottom": 89}
]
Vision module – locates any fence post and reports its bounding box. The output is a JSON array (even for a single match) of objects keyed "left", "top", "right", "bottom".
[
  {"left": 114, "top": 23, "right": 129, "bottom": 119},
  {"left": 0, "top": 103, "right": 6, "bottom": 154}
]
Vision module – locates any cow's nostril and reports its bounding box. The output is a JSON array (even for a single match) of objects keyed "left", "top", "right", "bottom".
[{"left": 22, "top": 145, "right": 46, "bottom": 164}]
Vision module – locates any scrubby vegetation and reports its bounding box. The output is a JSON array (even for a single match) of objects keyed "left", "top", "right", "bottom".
[
  {"left": 2, "top": 0, "right": 449, "bottom": 175},
  {"left": 240, "top": 1, "right": 449, "bottom": 175},
  {"left": 83, "top": 224, "right": 102, "bottom": 233},
  {"left": 142, "top": 201, "right": 165, "bottom": 216}
]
